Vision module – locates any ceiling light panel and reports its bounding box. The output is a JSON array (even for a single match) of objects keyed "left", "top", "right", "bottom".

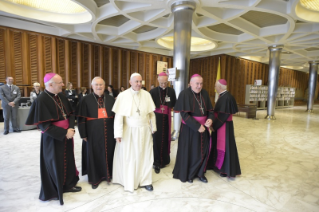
[{"left": 4, "top": 0, "right": 86, "bottom": 14}]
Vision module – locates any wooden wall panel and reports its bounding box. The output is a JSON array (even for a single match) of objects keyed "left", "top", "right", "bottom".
[
  {"left": 103, "top": 47, "right": 110, "bottom": 84},
  {"left": 43, "top": 36, "right": 52, "bottom": 74},
  {"left": 82, "top": 43, "right": 90, "bottom": 90},
  {"left": 2, "top": 25, "right": 312, "bottom": 100},
  {"left": 12, "top": 30, "right": 23, "bottom": 85},
  {"left": 189, "top": 54, "right": 311, "bottom": 105},
  {"left": 112, "top": 48, "right": 119, "bottom": 89},
  {"left": 29, "top": 34, "right": 38, "bottom": 84},
  {"left": 70, "top": 41, "right": 78, "bottom": 88},
  {"left": 57, "top": 39, "right": 65, "bottom": 80},
  {"left": 0, "top": 28, "right": 5, "bottom": 82}
]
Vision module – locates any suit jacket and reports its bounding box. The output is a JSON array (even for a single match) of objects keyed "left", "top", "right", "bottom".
[{"left": 0, "top": 84, "right": 21, "bottom": 106}]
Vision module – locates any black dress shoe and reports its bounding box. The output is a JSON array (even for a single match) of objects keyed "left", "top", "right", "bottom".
[
  {"left": 3, "top": 131, "right": 9, "bottom": 135},
  {"left": 188, "top": 179, "right": 193, "bottom": 183},
  {"left": 144, "top": 185, "right": 153, "bottom": 191},
  {"left": 92, "top": 183, "right": 99, "bottom": 189},
  {"left": 220, "top": 173, "right": 227, "bottom": 177},
  {"left": 199, "top": 176, "right": 208, "bottom": 183},
  {"left": 154, "top": 166, "right": 160, "bottom": 174},
  {"left": 13, "top": 130, "right": 21, "bottom": 133},
  {"left": 64, "top": 186, "right": 82, "bottom": 193}
]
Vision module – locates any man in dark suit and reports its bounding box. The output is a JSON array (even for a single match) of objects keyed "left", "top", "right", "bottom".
[{"left": 0, "top": 76, "right": 21, "bottom": 135}]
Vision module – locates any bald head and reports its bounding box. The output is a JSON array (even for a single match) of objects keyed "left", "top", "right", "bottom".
[
  {"left": 158, "top": 75, "right": 168, "bottom": 89},
  {"left": 45, "top": 74, "right": 64, "bottom": 94}
]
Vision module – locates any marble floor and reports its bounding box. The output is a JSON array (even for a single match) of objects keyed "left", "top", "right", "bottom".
[{"left": 0, "top": 105, "right": 319, "bottom": 212}]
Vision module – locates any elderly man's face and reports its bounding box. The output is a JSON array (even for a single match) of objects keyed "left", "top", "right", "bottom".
[
  {"left": 129, "top": 75, "right": 142, "bottom": 91},
  {"left": 158, "top": 76, "right": 168, "bottom": 89},
  {"left": 6, "top": 77, "right": 14, "bottom": 85},
  {"left": 51, "top": 75, "right": 64, "bottom": 94},
  {"left": 92, "top": 78, "right": 105, "bottom": 96},
  {"left": 215, "top": 82, "right": 222, "bottom": 94},
  {"left": 190, "top": 77, "right": 203, "bottom": 93}
]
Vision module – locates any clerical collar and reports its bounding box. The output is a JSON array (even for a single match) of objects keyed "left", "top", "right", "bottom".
[
  {"left": 190, "top": 87, "right": 201, "bottom": 94},
  {"left": 130, "top": 87, "right": 140, "bottom": 95},
  {"left": 45, "top": 89, "right": 58, "bottom": 97},
  {"left": 219, "top": 90, "right": 227, "bottom": 96},
  {"left": 93, "top": 93, "right": 104, "bottom": 98},
  {"left": 159, "top": 86, "right": 166, "bottom": 90}
]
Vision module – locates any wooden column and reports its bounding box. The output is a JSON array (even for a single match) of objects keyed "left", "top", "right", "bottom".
[
  {"left": 108, "top": 48, "right": 113, "bottom": 85},
  {"left": 99, "top": 46, "right": 104, "bottom": 78},
  {"left": 64, "top": 40, "right": 70, "bottom": 84},
  {"left": 88, "top": 44, "right": 93, "bottom": 85},
  {"left": 77, "top": 42, "right": 82, "bottom": 89},
  {"left": 117, "top": 49, "right": 122, "bottom": 89},
  {"left": 4, "top": 29, "right": 12, "bottom": 78},
  {"left": 51, "top": 37, "right": 57, "bottom": 73},
  {"left": 21, "top": 31, "right": 30, "bottom": 86},
  {"left": 37, "top": 35, "right": 44, "bottom": 85}
]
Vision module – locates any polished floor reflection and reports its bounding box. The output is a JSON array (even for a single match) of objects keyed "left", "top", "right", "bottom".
[{"left": 0, "top": 105, "right": 318, "bottom": 212}]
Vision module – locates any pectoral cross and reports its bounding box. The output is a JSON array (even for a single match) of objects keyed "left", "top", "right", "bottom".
[
  {"left": 161, "top": 107, "right": 165, "bottom": 113},
  {"left": 102, "top": 110, "right": 106, "bottom": 117},
  {"left": 136, "top": 108, "right": 140, "bottom": 116},
  {"left": 200, "top": 107, "right": 204, "bottom": 114},
  {"left": 63, "top": 113, "right": 67, "bottom": 120}
]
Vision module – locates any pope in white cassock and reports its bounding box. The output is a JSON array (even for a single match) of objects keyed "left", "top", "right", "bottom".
[{"left": 112, "top": 73, "right": 157, "bottom": 192}]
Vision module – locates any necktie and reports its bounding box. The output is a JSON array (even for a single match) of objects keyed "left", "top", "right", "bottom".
[{"left": 9, "top": 85, "right": 11, "bottom": 91}]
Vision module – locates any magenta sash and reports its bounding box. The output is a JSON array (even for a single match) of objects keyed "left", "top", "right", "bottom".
[
  {"left": 42, "top": 119, "right": 79, "bottom": 176},
  {"left": 182, "top": 116, "right": 212, "bottom": 172},
  {"left": 215, "top": 113, "right": 233, "bottom": 169},
  {"left": 154, "top": 105, "right": 172, "bottom": 153}
]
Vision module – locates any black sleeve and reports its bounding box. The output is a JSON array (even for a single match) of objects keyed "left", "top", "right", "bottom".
[
  {"left": 207, "top": 110, "right": 214, "bottom": 120},
  {"left": 212, "top": 113, "right": 230, "bottom": 131},
  {"left": 68, "top": 113, "right": 75, "bottom": 129},
  {"left": 76, "top": 99, "right": 88, "bottom": 138},
  {"left": 38, "top": 121, "right": 67, "bottom": 142},
  {"left": 77, "top": 116, "right": 87, "bottom": 138},
  {"left": 180, "top": 111, "right": 201, "bottom": 132}
]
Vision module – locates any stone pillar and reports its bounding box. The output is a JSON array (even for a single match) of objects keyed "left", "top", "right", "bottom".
[
  {"left": 171, "top": 0, "right": 196, "bottom": 140},
  {"left": 265, "top": 45, "right": 283, "bottom": 120},
  {"left": 306, "top": 61, "right": 319, "bottom": 112}
]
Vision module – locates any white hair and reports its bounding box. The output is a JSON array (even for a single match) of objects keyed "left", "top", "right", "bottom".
[
  {"left": 217, "top": 81, "right": 227, "bottom": 90},
  {"left": 190, "top": 76, "right": 203, "bottom": 83},
  {"left": 130, "top": 73, "right": 142, "bottom": 80},
  {"left": 33, "top": 82, "right": 40, "bottom": 87},
  {"left": 44, "top": 78, "right": 54, "bottom": 88},
  {"left": 91, "top": 76, "right": 105, "bottom": 85}
]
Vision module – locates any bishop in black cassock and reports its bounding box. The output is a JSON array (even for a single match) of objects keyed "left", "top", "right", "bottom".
[
  {"left": 150, "top": 72, "right": 176, "bottom": 173},
  {"left": 77, "top": 77, "right": 116, "bottom": 189},
  {"left": 207, "top": 79, "right": 241, "bottom": 178},
  {"left": 25, "top": 73, "right": 80, "bottom": 205},
  {"left": 173, "top": 74, "right": 214, "bottom": 183}
]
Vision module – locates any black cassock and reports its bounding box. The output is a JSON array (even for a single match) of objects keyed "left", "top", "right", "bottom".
[
  {"left": 150, "top": 86, "right": 176, "bottom": 168},
  {"left": 25, "top": 90, "right": 79, "bottom": 205},
  {"left": 173, "top": 87, "right": 214, "bottom": 182},
  {"left": 77, "top": 93, "right": 115, "bottom": 185},
  {"left": 207, "top": 91, "right": 241, "bottom": 177}
]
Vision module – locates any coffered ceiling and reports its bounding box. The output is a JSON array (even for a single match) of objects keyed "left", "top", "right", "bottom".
[{"left": 0, "top": 0, "right": 319, "bottom": 72}]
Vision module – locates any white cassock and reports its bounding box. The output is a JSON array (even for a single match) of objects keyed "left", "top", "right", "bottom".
[{"left": 112, "top": 87, "right": 156, "bottom": 192}]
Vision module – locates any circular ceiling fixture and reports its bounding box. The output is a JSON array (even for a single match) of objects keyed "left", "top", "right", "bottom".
[
  {"left": 157, "top": 36, "right": 217, "bottom": 52},
  {"left": 281, "top": 66, "right": 304, "bottom": 70},
  {"left": 0, "top": 0, "right": 92, "bottom": 24},
  {"left": 300, "top": 0, "right": 319, "bottom": 11},
  {"left": 295, "top": 0, "right": 319, "bottom": 22}
]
